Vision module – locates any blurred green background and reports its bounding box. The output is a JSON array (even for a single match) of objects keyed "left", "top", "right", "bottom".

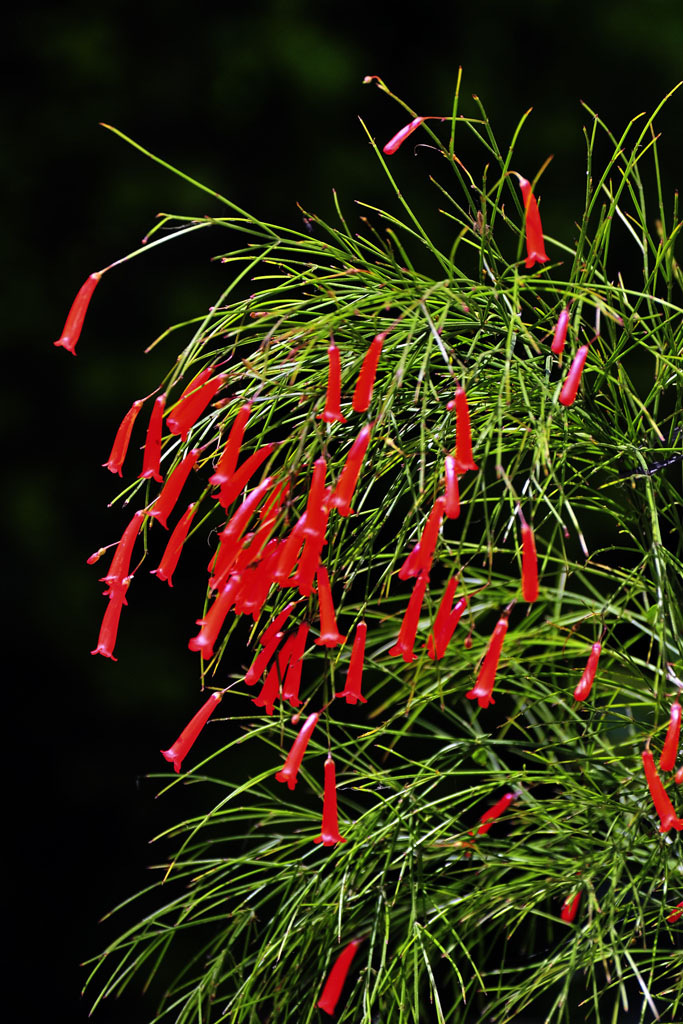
[{"left": 5, "top": 1, "right": 682, "bottom": 1019}]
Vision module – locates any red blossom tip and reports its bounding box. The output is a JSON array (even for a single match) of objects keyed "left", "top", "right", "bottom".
[{"left": 54, "top": 272, "right": 102, "bottom": 355}]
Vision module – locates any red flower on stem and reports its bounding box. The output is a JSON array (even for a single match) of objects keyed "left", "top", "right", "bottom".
[
  {"left": 314, "top": 755, "right": 347, "bottom": 846},
  {"left": 444, "top": 455, "right": 460, "bottom": 519},
  {"left": 252, "top": 659, "right": 282, "bottom": 715},
  {"left": 209, "top": 402, "right": 253, "bottom": 487},
  {"left": 259, "top": 601, "right": 297, "bottom": 648},
  {"left": 275, "top": 711, "right": 320, "bottom": 789},
  {"left": 659, "top": 701, "right": 681, "bottom": 772},
  {"left": 151, "top": 502, "right": 197, "bottom": 586},
  {"left": 318, "top": 341, "right": 346, "bottom": 424},
  {"left": 54, "top": 271, "right": 102, "bottom": 354},
  {"left": 667, "top": 901, "right": 683, "bottom": 924},
  {"left": 465, "top": 608, "right": 510, "bottom": 708},
  {"left": 561, "top": 891, "right": 582, "bottom": 923},
  {"left": 328, "top": 424, "right": 372, "bottom": 516},
  {"left": 551, "top": 307, "right": 570, "bottom": 356},
  {"left": 520, "top": 520, "right": 539, "bottom": 603},
  {"left": 166, "top": 372, "right": 226, "bottom": 443},
  {"left": 272, "top": 514, "right": 309, "bottom": 586},
  {"left": 99, "top": 510, "right": 145, "bottom": 595},
  {"left": 413, "top": 497, "right": 446, "bottom": 575},
  {"left": 675, "top": 766, "right": 683, "bottom": 786},
  {"left": 389, "top": 571, "right": 429, "bottom": 663},
  {"left": 160, "top": 690, "right": 222, "bottom": 773},
  {"left": 337, "top": 622, "right": 368, "bottom": 704},
  {"left": 317, "top": 938, "right": 362, "bottom": 1015},
  {"left": 452, "top": 387, "right": 478, "bottom": 474},
  {"left": 282, "top": 622, "right": 310, "bottom": 706},
  {"left": 574, "top": 642, "right": 602, "bottom": 702},
  {"left": 147, "top": 449, "right": 199, "bottom": 529},
  {"left": 314, "top": 565, "right": 346, "bottom": 648},
  {"left": 187, "top": 575, "right": 242, "bottom": 661},
  {"left": 476, "top": 791, "right": 518, "bottom": 835},
  {"left": 103, "top": 398, "right": 145, "bottom": 476},
  {"left": 352, "top": 334, "right": 384, "bottom": 412},
  {"left": 91, "top": 584, "right": 129, "bottom": 660},
  {"left": 383, "top": 116, "right": 425, "bottom": 155},
  {"left": 426, "top": 578, "right": 466, "bottom": 660},
  {"left": 139, "top": 394, "right": 166, "bottom": 483},
  {"left": 245, "top": 631, "right": 283, "bottom": 686},
  {"left": 303, "top": 458, "right": 328, "bottom": 539},
  {"left": 210, "top": 476, "right": 274, "bottom": 588},
  {"left": 514, "top": 174, "right": 549, "bottom": 269},
  {"left": 641, "top": 748, "right": 683, "bottom": 833},
  {"left": 559, "top": 345, "right": 589, "bottom": 407},
  {"left": 215, "top": 443, "right": 274, "bottom": 510}
]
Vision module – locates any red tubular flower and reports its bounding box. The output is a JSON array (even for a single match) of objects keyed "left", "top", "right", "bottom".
[
  {"left": 514, "top": 174, "right": 549, "bottom": 269},
  {"left": 252, "top": 660, "right": 281, "bottom": 715},
  {"left": 389, "top": 571, "right": 429, "bottom": 663},
  {"left": 166, "top": 372, "right": 226, "bottom": 442},
  {"left": 521, "top": 522, "right": 539, "bottom": 603},
  {"left": 413, "top": 497, "right": 446, "bottom": 574},
  {"left": 235, "top": 541, "right": 280, "bottom": 618},
  {"left": 282, "top": 622, "right": 310, "bottom": 706},
  {"left": 574, "top": 642, "right": 602, "bottom": 702},
  {"left": 398, "top": 542, "right": 423, "bottom": 581},
  {"left": 329, "top": 423, "right": 372, "bottom": 516},
  {"left": 176, "top": 366, "right": 215, "bottom": 401},
  {"left": 559, "top": 345, "right": 589, "bottom": 407},
  {"left": 139, "top": 394, "right": 166, "bottom": 483},
  {"left": 91, "top": 585, "right": 128, "bottom": 660},
  {"left": 304, "top": 458, "right": 328, "bottom": 537},
  {"left": 216, "top": 443, "right": 274, "bottom": 510},
  {"left": 275, "top": 711, "right": 320, "bottom": 789},
  {"left": 676, "top": 766, "right": 683, "bottom": 785},
  {"left": 466, "top": 610, "right": 510, "bottom": 709},
  {"left": 187, "top": 576, "right": 241, "bottom": 661},
  {"left": 160, "top": 690, "right": 222, "bottom": 773},
  {"left": 147, "top": 449, "right": 199, "bottom": 529},
  {"left": 294, "top": 526, "right": 328, "bottom": 597},
  {"left": 659, "top": 701, "right": 681, "bottom": 771},
  {"left": 272, "top": 515, "right": 309, "bottom": 586},
  {"left": 641, "top": 749, "right": 683, "bottom": 833},
  {"left": 667, "top": 901, "right": 683, "bottom": 924},
  {"left": 99, "top": 510, "right": 145, "bottom": 595},
  {"left": 476, "top": 791, "right": 517, "bottom": 835},
  {"left": 245, "top": 631, "right": 283, "bottom": 686},
  {"left": 247, "top": 480, "right": 290, "bottom": 559},
  {"left": 427, "top": 578, "right": 466, "bottom": 660},
  {"left": 209, "top": 401, "right": 253, "bottom": 488},
  {"left": 337, "top": 622, "right": 368, "bottom": 704},
  {"left": 259, "top": 601, "right": 297, "bottom": 647},
  {"left": 54, "top": 271, "right": 102, "bottom": 354},
  {"left": 561, "top": 891, "right": 582, "bottom": 923},
  {"left": 317, "top": 938, "right": 362, "bottom": 1015},
  {"left": 314, "top": 565, "right": 346, "bottom": 647},
  {"left": 452, "top": 388, "right": 478, "bottom": 474},
  {"left": 444, "top": 455, "right": 460, "bottom": 519},
  {"left": 314, "top": 755, "right": 347, "bottom": 846},
  {"left": 104, "top": 399, "right": 145, "bottom": 476},
  {"left": 352, "top": 334, "right": 384, "bottom": 412},
  {"left": 475, "top": 790, "right": 518, "bottom": 831},
  {"left": 210, "top": 480, "right": 273, "bottom": 592},
  {"left": 151, "top": 502, "right": 197, "bottom": 586},
  {"left": 383, "top": 116, "right": 425, "bottom": 155},
  {"left": 318, "top": 341, "right": 346, "bottom": 424},
  {"left": 551, "top": 307, "right": 570, "bottom": 356}
]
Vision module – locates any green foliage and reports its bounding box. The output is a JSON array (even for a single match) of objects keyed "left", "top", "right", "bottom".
[{"left": 83, "top": 77, "right": 683, "bottom": 1022}]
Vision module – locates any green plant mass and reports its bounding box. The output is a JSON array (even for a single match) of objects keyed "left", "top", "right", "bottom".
[{"left": 69, "top": 74, "right": 683, "bottom": 1022}]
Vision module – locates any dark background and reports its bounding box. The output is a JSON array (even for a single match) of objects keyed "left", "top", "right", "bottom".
[{"left": 6, "top": 1, "right": 683, "bottom": 1020}]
